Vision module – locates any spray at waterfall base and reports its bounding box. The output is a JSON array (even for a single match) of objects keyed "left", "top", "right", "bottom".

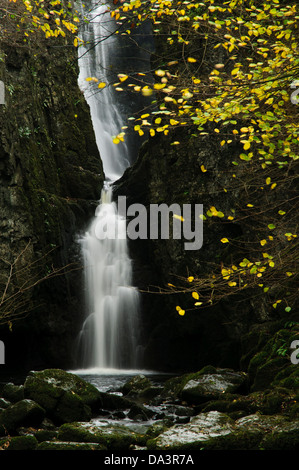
[{"left": 93, "top": 196, "right": 203, "bottom": 251}]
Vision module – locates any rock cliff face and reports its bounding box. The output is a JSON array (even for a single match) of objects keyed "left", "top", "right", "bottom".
[
  {"left": 0, "top": 33, "right": 103, "bottom": 373},
  {"left": 115, "top": 125, "right": 297, "bottom": 374}
]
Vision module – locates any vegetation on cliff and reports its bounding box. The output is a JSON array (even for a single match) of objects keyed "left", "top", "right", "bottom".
[{"left": 103, "top": 0, "right": 298, "bottom": 323}]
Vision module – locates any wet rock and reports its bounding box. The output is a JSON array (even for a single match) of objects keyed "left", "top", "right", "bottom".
[
  {"left": 201, "top": 387, "right": 297, "bottom": 417},
  {"left": 2, "top": 383, "right": 24, "bottom": 403},
  {"left": 96, "top": 392, "right": 132, "bottom": 411},
  {"left": 0, "top": 399, "right": 45, "bottom": 435},
  {"left": 147, "top": 410, "right": 299, "bottom": 450},
  {"left": 181, "top": 368, "right": 248, "bottom": 405},
  {"left": 127, "top": 404, "right": 155, "bottom": 421},
  {"left": 147, "top": 411, "right": 234, "bottom": 450},
  {"left": 0, "top": 398, "right": 11, "bottom": 410},
  {"left": 58, "top": 421, "right": 146, "bottom": 450},
  {"left": 122, "top": 375, "right": 153, "bottom": 397},
  {"left": 235, "top": 413, "right": 299, "bottom": 450},
  {"left": 37, "top": 441, "right": 107, "bottom": 450},
  {"left": 23, "top": 369, "right": 99, "bottom": 424},
  {"left": 0, "top": 435, "right": 38, "bottom": 451}
]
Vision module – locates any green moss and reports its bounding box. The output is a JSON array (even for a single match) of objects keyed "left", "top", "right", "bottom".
[
  {"left": 0, "top": 435, "right": 38, "bottom": 450},
  {"left": 58, "top": 422, "right": 146, "bottom": 450},
  {"left": 37, "top": 440, "right": 107, "bottom": 450}
]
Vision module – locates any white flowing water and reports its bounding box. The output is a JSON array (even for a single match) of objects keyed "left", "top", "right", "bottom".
[{"left": 76, "top": 0, "right": 142, "bottom": 372}]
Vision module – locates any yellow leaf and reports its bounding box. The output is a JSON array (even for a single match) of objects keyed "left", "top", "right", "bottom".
[
  {"left": 228, "top": 281, "right": 237, "bottom": 287},
  {"left": 192, "top": 292, "right": 199, "bottom": 300},
  {"left": 142, "top": 87, "right": 153, "bottom": 96},
  {"left": 221, "top": 238, "right": 229, "bottom": 243},
  {"left": 266, "top": 177, "right": 271, "bottom": 185},
  {"left": 176, "top": 306, "right": 185, "bottom": 316},
  {"left": 260, "top": 239, "right": 267, "bottom": 246},
  {"left": 187, "top": 57, "right": 197, "bottom": 63},
  {"left": 150, "top": 129, "right": 155, "bottom": 137},
  {"left": 112, "top": 137, "right": 120, "bottom": 144},
  {"left": 173, "top": 214, "right": 184, "bottom": 222},
  {"left": 154, "top": 83, "right": 166, "bottom": 90},
  {"left": 98, "top": 82, "right": 106, "bottom": 89},
  {"left": 118, "top": 74, "right": 128, "bottom": 82},
  {"left": 194, "top": 302, "right": 203, "bottom": 306},
  {"left": 201, "top": 165, "right": 207, "bottom": 172},
  {"left": 187, "top": 276, "right": 194, "bottom": 282},
  {"left": 243, "top": 142, "right": 251, "bottom": 150}
]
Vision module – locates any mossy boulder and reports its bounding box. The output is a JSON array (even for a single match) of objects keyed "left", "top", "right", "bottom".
[
  {"left": 2, "top": 383, "right": 24, "bottom": 403},
  {"left": 236, "top": 413, "right": 299, "bottom": 451},
  {"left": 0, "top": 435, "right": 38, "bottom": 451},
  {"left": 122, "top": 375, "right": 153, "bottom": 397},
  {"left": 201, "top": 386, "right": 297, "bottom": 417},
  {"left": 160, "top": 367, "right": 248, "bottom": 405},
  {"left": 181, "top": 369, "right": 248, "bottom": 405},
  {"left": 147, "top": 411, "right": 235, "bottom": 450},
  {"left": 147, "top": 410, "right": 299, "bottom": 450},
  {"left": 58, "top": 421, "right": 146, "bottom": 450},
  {"left": 0, "top": 399, "right": 45, "bottom": 435},
  {"left": 37, "top": 441, "right": 107, "bottom": 451},
  {"left": 23, "top": 369, "right": 101, "bottom": 424}
]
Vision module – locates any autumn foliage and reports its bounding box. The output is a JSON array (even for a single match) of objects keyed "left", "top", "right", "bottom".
[{"left": 3, "top": 0, "right": 298, "bottom": 317}]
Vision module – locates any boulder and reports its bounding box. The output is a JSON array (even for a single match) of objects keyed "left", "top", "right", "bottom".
[
  {"left": 23, "top": 369, "right": 101, "bottom": 424},
  {"left": 58, "top": 421, "right": 146, "bottom": 450},
  {"left": 0, "top": 435, "right": 38, "bottom": 451},
  {"left": 147, "top": 410, "right": 299, "bottom": 450},
  {"left": 2, "top": 383, "right": 24, "bottom": 403},
  {"left": 37, "top": 441, "right": 107, "bottom": 450},
  {"left": 0, "top": 398, "right": 11, "bottom": 410},
  {"left": 122, "top": 375, "right": 153, "bottom": 397},
  {"left": 0, "top": 399, "right": 45, "bottom": 434},
  {"left": 147, "top": 411, "right": 235, "bottom": 450},
  {"left": 127, "top": 404, "right": 155, "bottom": 421},
  {"left": 180, "top": 368, "right": 248, "bottom": 405},
  {"left": 235, "top": 413, "right": 299, "bottom": 450}
]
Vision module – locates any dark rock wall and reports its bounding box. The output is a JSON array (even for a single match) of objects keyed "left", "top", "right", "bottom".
[
  {"left": 115, "top": 126, "right": 297, "bottom": 374},
  {"left": 0, "top": 34, "right": 103, "bottom": 375}
]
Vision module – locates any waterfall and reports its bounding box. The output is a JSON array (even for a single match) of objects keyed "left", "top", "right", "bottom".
[{"left": 76, "top": 0, "right": 145, "bottom": 372}]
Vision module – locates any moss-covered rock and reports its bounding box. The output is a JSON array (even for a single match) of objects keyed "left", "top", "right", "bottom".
[
  {"left": 147, "top": 410, "right": 299, "bottom": 451},
  {"left": 23, "top": 369, "right": 101, "bottom": 424},
  {"left": 58, "top": 421, "right": 146, "bottom": 450},
  {"left": 201, "top": 387, "right": 297, "bottom": 417},
  {"left": 0, "top": 435, "right": 38, "bottom": 451},
  {"left": 147, "top": 411, "right": 235, "bottom": 450},
  {"left": 160, "top": 366, "right": 248, "bottom": 405},
  {"left": 181, "top": 368, "right": 248, "bottom": 405},
  {"left": 122, "top": 374, "right": 153, "bottom": 397},
  {"left": 0, "top": 399, "right": 45, "bottom": 435},
  {"left": 37, "top": 440, "right": 107, "bottom": 450},
  {"left": 2, "top": 383, "right": 24, "bottom": 403}
]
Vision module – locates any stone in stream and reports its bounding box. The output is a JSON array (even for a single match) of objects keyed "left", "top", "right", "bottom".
[
  {"left": 147, "top": 410, "right": 299, "bottom": 450},
  {"left": 58, "top": 421, "right": 146, "bottom": 450},
  {"left": 180, "top": 368, "right": 248, "bottom": 405},
  {"left": 0, "top": 399, "right": 45, "bottom": 435}
]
